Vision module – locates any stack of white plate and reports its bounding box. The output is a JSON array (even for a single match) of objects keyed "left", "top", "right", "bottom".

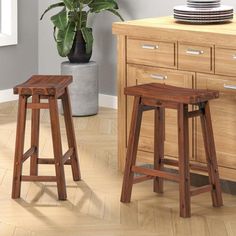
[
  {"left": 174, "top": 0, "right": 234, "bottom": 24},
  {"left": 187, "top": 0, "right": 220, "bottom": 8}
]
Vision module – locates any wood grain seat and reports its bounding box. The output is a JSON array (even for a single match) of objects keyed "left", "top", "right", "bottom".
[
  {"left": 14, "top": 75, "right": 72, "bottom": 97},
  {"left": 12, "top": 75, "right": 81, "bottom": 200},
  {"left": 124, "top": 83, "right": 219, "bottom": 104},
  {"left": 121, "top": 83, "right": 223, "bottom": 218}
]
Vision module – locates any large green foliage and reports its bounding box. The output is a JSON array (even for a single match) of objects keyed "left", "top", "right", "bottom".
[{"left": 40, "top": 0, "right": 124, "bottom": 57}]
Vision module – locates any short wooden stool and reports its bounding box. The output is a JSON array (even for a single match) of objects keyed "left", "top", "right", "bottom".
[
  {"left": 12, "top": 75, "right": 81, "bottom": 200},
  {"left": 121, "top": 83, "right": 223, "bottom": 218}
]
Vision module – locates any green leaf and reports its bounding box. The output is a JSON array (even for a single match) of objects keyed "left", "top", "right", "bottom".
[
  {"left": 53, "top": 26, "right": 57, "bottom": 42},
  {"left": 107, "top": 8, "right": 124, "bottom": 21},
  {"left": 51, "top": 8, "right": 67, "bottom": 30},
  {"left": 68, "top": 11, "right": 88, "bottom": 28},
  {"left": 40, "top": 2, "right": 65, "bottom": 20},
  {"left": 63, "top": 0, "right": 76, "bottom": 10},
  {"left": 89, "top": 0, "right": 118, "bottom": 13},
  {"left": 56, "top": 22, "right": 76, "bottom": 57},
  {"left": 80, "top": 11, "right": 88, "bottom": 28},
  {"left": 81, "top": 27, "right": 93, "bottom": 54},
  {"left": 79, "top": 0, "right": 93, "bottom": 4}
]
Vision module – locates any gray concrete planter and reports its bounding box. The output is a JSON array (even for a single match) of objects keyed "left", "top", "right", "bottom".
[{"left": 61, "top": 61, "right": 98, "bottom": 116}]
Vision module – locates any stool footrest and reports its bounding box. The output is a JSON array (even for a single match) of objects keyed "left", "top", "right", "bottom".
[
  {"left": 22, "top": 147, "right": 36, "bottom": 163},
  {"left": 161, "top": 158, "right": 208, "bottom": 172},
  {"left": 190, "top": 185, "right": 212, "bottom": 197},
  {"left": 132, "top": 166, "right": 179, "bottom": 182},
  {"left": 27, "top": 103, "right": 49, "bottom": 109},
  {"left": 187, "top": 110, "right": 203, "bottom": 118},
  {"left": 62, "top": 148, "right": 74, "bottom": 164},
  {"left": 37, "top": 158, "right": 72, "bottom": 165},
  {"left": 133, "top": 175, "right": 154, "bottom": 184},
  {"left": 21, "top": 175, "right": 57, "bottom": 182}
]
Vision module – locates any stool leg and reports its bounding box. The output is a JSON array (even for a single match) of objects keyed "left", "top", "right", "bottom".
[
  {"left": 30, "top": 95, "right": 40, "bottom": 176},
  {"left": 121, "top": 96, "right": 143, "bottom": 203},
  {"left": 200, "top": 102, "right": 223, "bottom": 207},
  {"left": 154, "top": 107, "right": 165, "bottom": 193},
  {"left": 61, "top": 88, "right": 81, "bottom": 181},
  {"left": 12, "top": 95, "right": 27, "bottom": 199},
  {"left": 48, "top": 96, "right": 67, "bottom": 200},
  {"left": 178, "top": 104, "right": 191, "bottom": 218}
]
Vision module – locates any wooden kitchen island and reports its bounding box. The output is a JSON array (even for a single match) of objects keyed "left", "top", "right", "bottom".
[{"left": 113, "top": 16, "right": 236, "bottom": 181}]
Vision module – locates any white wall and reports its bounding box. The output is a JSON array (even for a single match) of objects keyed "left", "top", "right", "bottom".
[{"left": 38, "top": 0, "right": 236, "bottom": 96}]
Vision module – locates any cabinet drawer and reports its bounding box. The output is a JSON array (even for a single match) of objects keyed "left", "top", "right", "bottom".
[
  {"left": 127, "top": 38, "right": 176, "bottom": 68},
  {"left": 215, "top": 47, "right": 236, "bottom": 76},
  {"left": 178, "top": 43, "right": 213, "bottom": 73},
  {"left": 198, "top": 73, "right": 236, "bottom": 95},
  {"left": 127, "top": 64, "right": 193, "bottom": 86}
]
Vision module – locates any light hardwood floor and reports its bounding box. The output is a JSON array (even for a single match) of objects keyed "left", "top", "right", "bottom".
[{"left": 0, "top": 101, "right": 236, "bottom": 236}]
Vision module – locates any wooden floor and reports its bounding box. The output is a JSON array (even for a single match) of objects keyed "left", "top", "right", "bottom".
[{"left": 0, "top": 101, "right": 236, "bottom": 235}]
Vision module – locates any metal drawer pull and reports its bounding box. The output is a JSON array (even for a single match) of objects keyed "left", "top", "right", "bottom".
[
  {"left": 150, "top": 74, "right": 167, "bottom": 80},
  {"left": 232, "top": 55, "right": 236, "bottom": 60},
  {"left": 142, "top": 44, "right": 159, "bottom": 50},
  {"left": 186, "top": 49, "right": 204, "bottom": 55},
  {"left": 224, "top": 84, "right": 236, "bottom": 90}
]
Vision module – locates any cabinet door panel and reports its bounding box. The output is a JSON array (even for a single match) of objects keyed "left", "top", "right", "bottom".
[
  {"left": 127, "top": 64, "right": 194, "bottom": 161},
  {"left": 196, "top": 73, "right": 236, "bottom": 168}
]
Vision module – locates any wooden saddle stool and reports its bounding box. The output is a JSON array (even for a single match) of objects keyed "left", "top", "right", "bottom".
[
  {"left": 12, "top": 75, "right": 81, "bottom": 200},
  {"left": 121, "top": 83, "right": 223, "bottom": 218}
]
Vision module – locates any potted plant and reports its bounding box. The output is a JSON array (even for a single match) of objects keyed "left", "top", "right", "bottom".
[
  {"left": 40, "top": 0, "right": 123, "bottom": 63},
  {"left": 40, "top": 0, "right": 124, "bottom": 116}
]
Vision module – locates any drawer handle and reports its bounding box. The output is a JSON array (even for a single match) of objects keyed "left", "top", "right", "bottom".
[
  {"left": 233, "top": 55, "right": 236, "bottom": 60},
  {"left": 224, "top": 84, "right": 236, "bottom": 90},
  {"left": 142, "top": 44, "right": 159, "bottom": 50},
  {"left": 150, "top": 74, "right": 167, "bottom": 80},
  {"left": 186, "top": 49, "right": 204, "bottom": 55}
]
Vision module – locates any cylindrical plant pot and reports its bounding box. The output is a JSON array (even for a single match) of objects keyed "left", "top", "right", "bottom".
[
  {"left": 68, "top": 30, "right": 92, "bottom": 63},
  {"left": 61, "top": 61, "right": 98, "bottom": 116}
]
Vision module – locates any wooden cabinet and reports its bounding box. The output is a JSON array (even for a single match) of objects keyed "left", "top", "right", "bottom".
[{"left": 113, "top": 16, "right": 236, "bottom": 181}]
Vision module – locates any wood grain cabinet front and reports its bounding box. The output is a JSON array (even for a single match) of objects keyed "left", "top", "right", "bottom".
[
  {"left": 127, "top": 64, "right": 194, "bottom": 162},
  {"left": 178, "top": 43, "right": 213, "bottom": 73},
  {"left": 113, "top": 16, "right": 236, "bottom": 181},
  {"left": 127, "top": 38, "right": 176, "bottom": 68},
  {"left": 215, "top": 47, "right": 236, "bottom": 76},
  {"left": 196, "top": 73, "right": 236, "bottom": 170}
]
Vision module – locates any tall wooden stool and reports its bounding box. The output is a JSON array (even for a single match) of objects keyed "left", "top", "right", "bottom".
[
  {"left": 12, "top": 75, "right": 81, "bottom": 200},
  {"left": 121, "top": 83, "right": 223, "bottom": 218}
]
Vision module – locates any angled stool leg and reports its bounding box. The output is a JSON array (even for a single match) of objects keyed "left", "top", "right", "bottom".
[
  {"left": 154, "top": 107, "right": 165, "bottom": 193},
  {"left": 12, "top": 95, "right": 27, "bottom": 199},
  {"left": 30, "top": 95, "right": 40, "bottom": 176},
  {"left": 121, "top": 96, "right": 143, "bottom": 203},
  {"left": 200, "top": 102, "right": 223, "bottom": 207},
  {"left": 178, "top": 104, "right": 191, "bottom": 218},
  {"left": 49, "top": 96, "right": 67, "bottom": 200},
  {"left": 61, "top": 88, "right": 81, "bottom": 181}
]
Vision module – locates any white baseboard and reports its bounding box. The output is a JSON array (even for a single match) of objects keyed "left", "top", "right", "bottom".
[
  {"left": 99, "top": 93, "right": 117, "bottom": 109},
  {"left": 0, "top": 89, "right": 18, "bottom": 103},
  {"left": 0, "top": 89, "right": 118, "bottom": 109}
]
